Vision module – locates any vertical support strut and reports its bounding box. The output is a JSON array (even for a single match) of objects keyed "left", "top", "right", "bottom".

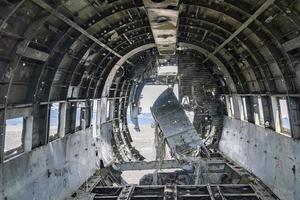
[{"left": 0, "top": 109, "right": 5, "bottom": 163}]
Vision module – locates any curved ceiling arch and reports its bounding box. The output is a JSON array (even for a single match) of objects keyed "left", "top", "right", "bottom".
[
  {"left": 181, "top": 3, "right": 291, "bottom": 93},
  {"left": 183, "top": 1, "right": 300, "bottom": 92},
  {"left": 179, "top": 42, "right": 237, "bottom": 92},
  {"left": 67, "top": 0, "right": 298, "bottom": 95},
  {"left": 179, "top": 18, "right": 269, "bottom": 92},
  {"left": 1, "top": 0, "right": 300, "bottom": 109},
  {"left": 178, "top": 33, "right": 248, "bottom": 92},
  {"left": 32, "top": 0, "right": 288, "bottom": 97},
  {"left": 99, "top": 41, "right": 237, "bottom": 100},
  {"left": 101, "top": 43, "right": 156, "bottom": 98}
]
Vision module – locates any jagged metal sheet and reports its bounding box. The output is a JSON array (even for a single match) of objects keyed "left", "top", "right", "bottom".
[{"left": 151, "top": 88, "right": 207, "bottom": 156}]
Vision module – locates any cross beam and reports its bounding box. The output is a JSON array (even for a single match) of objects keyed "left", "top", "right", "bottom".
[
  {"left": 282, "top": 36, "right": 300, "bottom": 52},
  {"left": 115, "top": 159, "right": 226, "bottom": 172},
  {"left": 31, "top": 0, "right": 123, "bottom": 59},
  {"left": 202, "top": 0, "right": 275, "bottom": 63}
]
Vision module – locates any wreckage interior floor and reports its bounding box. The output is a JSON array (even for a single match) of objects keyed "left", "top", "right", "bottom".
[{"left": 67, "top": 152, "right": 278, "bottom": 200}]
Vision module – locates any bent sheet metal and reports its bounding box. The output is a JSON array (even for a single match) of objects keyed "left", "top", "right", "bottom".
[{"left": 151, "top": 88, "right": 210, "bottom": 158}]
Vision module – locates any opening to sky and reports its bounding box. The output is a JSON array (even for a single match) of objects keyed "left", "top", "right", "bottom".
[{"left": 140, "top": 84, "right": 179, "bottom": 113}]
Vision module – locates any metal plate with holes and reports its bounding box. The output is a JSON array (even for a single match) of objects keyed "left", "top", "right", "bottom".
[{"left": 151, "top": 88, "right": 207, "bottom": 156}]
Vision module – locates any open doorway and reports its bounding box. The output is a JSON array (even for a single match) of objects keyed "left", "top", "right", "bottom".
[
  {"left": 127, "top": 84, "right": 178, "bottom": 161},
  {"left": 123, "top": 84, "right": 178, "bottom": 183}
]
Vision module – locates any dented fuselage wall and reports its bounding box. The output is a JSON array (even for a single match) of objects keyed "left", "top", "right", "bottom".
[
  {"left": 0, "top": 128, "right": 99, "bottom": 200},
  {"left": 220, "top": 117, "right": 300, "bottom": 200}
]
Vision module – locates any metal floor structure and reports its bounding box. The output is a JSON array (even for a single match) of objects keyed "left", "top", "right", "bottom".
[
  {"left": 71, "top": 151, "right": 278, "bottom": 200},
  {"left": 92, "top": 184, "right": 260, "bottom": 200}
]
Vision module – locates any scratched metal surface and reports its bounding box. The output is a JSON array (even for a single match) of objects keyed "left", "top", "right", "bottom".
[
  {"left": 220, "top": 117, "right": 300, "bottom": 200},
  {"left": 151, "top": 88, "right": 206, "bottom": 155}
]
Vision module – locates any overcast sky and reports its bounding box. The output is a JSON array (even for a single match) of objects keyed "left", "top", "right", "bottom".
[{"left": 140, "top": 84, "right": 178, "bottom": 113}]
